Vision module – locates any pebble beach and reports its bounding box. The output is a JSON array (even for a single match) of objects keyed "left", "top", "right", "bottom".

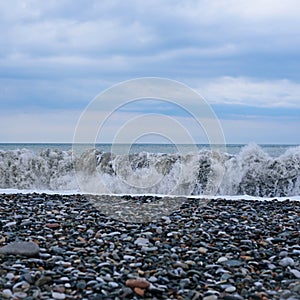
[{"left": 0, "top": 193, "right": 300, "bottom": 300}]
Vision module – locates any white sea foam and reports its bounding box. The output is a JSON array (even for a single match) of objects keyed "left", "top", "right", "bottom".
[
  {"left": 0, "top": 144, "right": 299, "bottom": 197},
  {"left": 0, "top": 189, "right": 299, "bottom": 202}
]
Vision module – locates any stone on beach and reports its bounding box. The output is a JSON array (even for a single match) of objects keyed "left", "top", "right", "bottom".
[
  {"left": 134, "top": 237, "right": 150, "bottom": 246},
  {"left": 45, "top": 223, "right": 61, "bottom": 229},
  {"left": 125, "top": 278, "right": 150, "bottom": 289},
  {"left": 134, "top": 287, "right": 146, "bottom": 296},
  {"left": 0, "top": 241, "right": 39, "bottom": 257}
]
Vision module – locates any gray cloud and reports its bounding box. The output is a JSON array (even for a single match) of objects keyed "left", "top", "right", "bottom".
[
  {"left": 1, "top": 0, "right": 300, "bottom": 74},
  {"left": 1, "top": 0, "right": 300, "bottom": 142}
]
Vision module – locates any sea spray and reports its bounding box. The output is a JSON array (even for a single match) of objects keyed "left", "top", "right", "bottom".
[
  {"left": 0, "top": 144, "right": 299, "bottom": 197},
  {"left": 221, "top": 143, "right": 300, "bottom": 196}
]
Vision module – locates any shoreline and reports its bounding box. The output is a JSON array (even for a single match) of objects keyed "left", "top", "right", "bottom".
[
  {"left": 1, "top": 189, "right": 300, "bottom": 201},
  {"left": 0, "top": 193, "right": 299, "bottom": 299}
]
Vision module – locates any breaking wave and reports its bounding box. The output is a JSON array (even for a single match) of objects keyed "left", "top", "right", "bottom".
[{"left": 0, "top": 144, "right": 299, "bottom": 197}]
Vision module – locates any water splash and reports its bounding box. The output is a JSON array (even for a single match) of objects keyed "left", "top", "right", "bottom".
[{"left": 0, "top": 144, "right": 299, "bottom": 197}]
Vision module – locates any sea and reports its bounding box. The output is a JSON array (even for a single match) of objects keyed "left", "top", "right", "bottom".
[{"left": 0, "top": 143, "right": 299, "bottom": 199}]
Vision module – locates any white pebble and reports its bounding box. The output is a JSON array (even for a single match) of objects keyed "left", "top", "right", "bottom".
[
  {"left": 124, "top": 255, "right": 135, "bottom": 261},
  {"left": 225, "top": 286, "right": 236, "bottom": 293},
  {"left": 203, "top": 296, "right": 218, "bottom": 300},
  {"left": 60, "top": 277, "right": 70, "bottom": 282},
  {"left": 290, "top": 269, "right": 300, "bottom": 279},
  {"left": 198, "top": 247, "right": 208, "bottom": 254},
  {"left": 52, "top": 292, "right": 66, "bottom": 300},
  {"left": 217, "top": 256, "right": 228, "bottom": 263},
  {"left": 108, "top": 282, "right": 119, "bottom": 288},
  {"left": 134, "top": 237, "right": 149, "bottom": 246},
  {"left": 4, "top": 221, "right": 17, "bottom": 227}
]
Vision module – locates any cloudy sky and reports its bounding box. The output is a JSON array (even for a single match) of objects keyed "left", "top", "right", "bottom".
[{"left": 1, "top": 0, "right": 300, "bottom": 144}]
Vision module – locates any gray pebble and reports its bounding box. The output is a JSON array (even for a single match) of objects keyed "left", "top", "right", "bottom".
[
  {"left": 76, "top": 280, "right": 86, "bottom": 290},
  {"left": 13, "top": 281, "right": 30, "bottom": 292},
  {"left": 6, "top": 273, "right": 15, "bottom": 280},
  {"left": 280, "top": 257, "right": 295, "bottom": 267},
  {"left": 0, "top": 242, "right": 39, "bottom": 257},
  {"left": 1, "top": 289, "right": 13, "bottom": 299},
  {"left": 13, "top": 292, "right": 28, "bottom": 299}
]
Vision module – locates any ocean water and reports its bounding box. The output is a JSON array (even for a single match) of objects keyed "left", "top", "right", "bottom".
[
  {"left": 0, "top": 143, "right": 295, "bottom": 157},
  {"left": 0, "top": 143, "right": 299, "bottom": 197}
]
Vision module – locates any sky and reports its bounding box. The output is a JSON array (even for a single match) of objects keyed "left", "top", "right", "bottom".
[{"left": 0, "top": 0, "right": 300, "bottom": 144}]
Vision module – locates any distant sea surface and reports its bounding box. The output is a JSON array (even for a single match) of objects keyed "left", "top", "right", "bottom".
[{"left": 0, "top": 143, "right": 297, "bottom": 157}]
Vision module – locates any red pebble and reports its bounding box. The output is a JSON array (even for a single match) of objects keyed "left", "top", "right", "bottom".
[
  {"left": 126, "top": 279, "right": 150, "bottom": 289},
  {"left": 45, "top": 223, "right": 60, "bottom": 229}
]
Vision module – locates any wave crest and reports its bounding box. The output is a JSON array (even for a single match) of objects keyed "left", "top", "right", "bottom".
[{"left": 0, "top": 144, "right": 299, "bottom": 196}]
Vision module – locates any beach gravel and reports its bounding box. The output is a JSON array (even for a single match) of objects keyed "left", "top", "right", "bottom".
[{"left": 0, "top": 193, "right": 299, "bottom": 299}]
